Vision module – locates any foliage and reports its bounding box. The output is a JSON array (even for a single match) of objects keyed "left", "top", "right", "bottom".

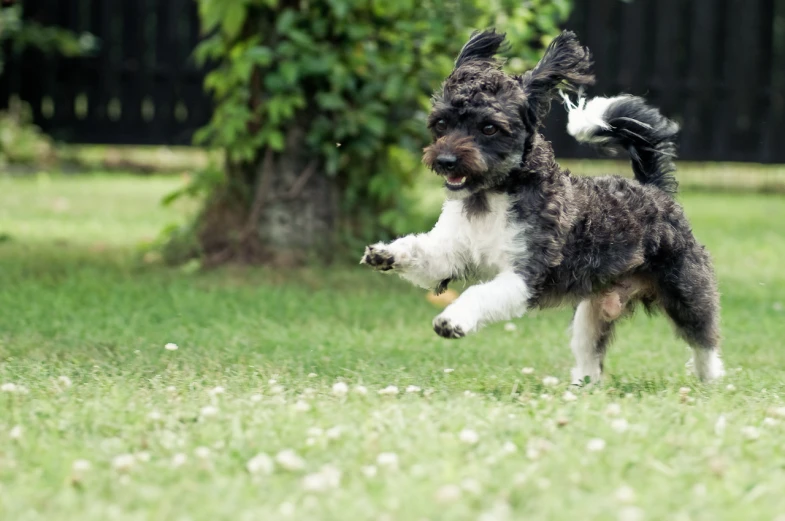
[
  {"left": 189, "top": 0, "right": 572, "bottom": 240},
  {"left": 0, "top": 100, "right": 55, "bottom": 165},
  {"left": 0, "top": 4, "right": 97, "bottom": 166},
  {"left": 0, "top": 4, "right": 98, "bottom": 75}
]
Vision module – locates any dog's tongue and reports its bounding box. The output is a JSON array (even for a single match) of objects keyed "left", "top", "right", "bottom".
[{"left": 447, "top": 175, "right": 464, "bottom": 183}]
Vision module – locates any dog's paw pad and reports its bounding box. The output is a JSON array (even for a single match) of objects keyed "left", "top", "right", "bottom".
[
  {"left": 433, "top": 316, "right": 465, "bottom": 339},
  {"left": 360, "top": 245, "right": 396, "bottom": 271}
]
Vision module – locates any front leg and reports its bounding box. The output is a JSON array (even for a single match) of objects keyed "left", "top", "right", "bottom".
[
  {"left": 361, "top": 202, "right": 467, "bottom": 289},
  {"left": 433, "top": 271, "right": 530, "bottom": 338}
]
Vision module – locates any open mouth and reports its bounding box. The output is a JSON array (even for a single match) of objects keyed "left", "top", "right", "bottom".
[{"left": 444, "top": 175, "right": 467, "bottom": 189}]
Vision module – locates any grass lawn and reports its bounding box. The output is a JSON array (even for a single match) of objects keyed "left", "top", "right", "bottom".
[{"left": 1, "top": 171, "right": 785, "bottom": 521}]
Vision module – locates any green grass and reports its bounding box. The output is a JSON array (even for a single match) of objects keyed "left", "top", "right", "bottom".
[{"left": 1, "top": 172, "right": 785, "bottom": 521}]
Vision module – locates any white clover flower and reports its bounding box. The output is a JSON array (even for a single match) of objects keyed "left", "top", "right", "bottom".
[
  {"left": 294, "top": 400, "right": 311, "bottom": 412},
  {"left": 461, "top": 478, "right": 482, "bottom": 495},
  {"left": 57, "top": 376, "right": 73, "bottom": 388},
  {"left": 279, "top": 502, "right": 295, "bottom": 516},
  {"left": 615, "top": 484, "right": 636, "bottom": 503},
  {"left": 378, "top": 385, "right": 399, "bottom": 396},
  {"left": 250, "top": 394, "right": 263, "bottom": 403},
  {"left": 679, "top": 387, "right": 691, "bottom": 395},
  {"left": 270, "top": 385, "right": 285, "bottom": 394},
  {"left": 208, "top": 386, "right": 225, "bottom": 396},
  {"left": 521, "top": 367, "right": 535, "bottom": 375},
  {"left": 605, "top": 403, "right": 622, "bottom": 416},
  {"left": 763, "top": 417, "right": 778, "bottom": 427},
  {"left": 769, "top": 406, "right": 785, "bottom": 418},
  {"left": 504, "top": 322, "right": 517, "bottom": 332},
  {"left": 586, "top": 438, "right": 606, "bottom": 452},
  {"left": 111, "top": 454, "right": 136, "bottom": 473},
  {"left": 563, "top": 391, "right": 578, "bottom": 402},
  {"left": 164, "top": 343, "right": 178, "bottom": 351},
  {"left": 199, "top": 405, "right": 219, "bottom": 418},
  {"left": 307, "top": 373, "right": 317, "bottom": 378},
  {"left": 195, "top": 446, "right": 211, "bottom": 459},
  {"left": 725, "top": 384, "right": 736, "bottom": 391},
  {"left": 502, "top": 441, "right": 517, "bottom": 454},
  {"left": 135, "top": 451, "right": 151, "bottom": 463},
  {"left": 302, "top": 465, "right": 341, "bottom": 492},
  {"left": 332, "top": 382, "right": 349, "bottom": 396},
  {"left": 72, "top": 459, "right": 91, "bottom": 473},
  {"left": 459, "top": 428, "right": 480, "bottom": 445},
  {"left": 444, "top": 368, "right": 454, "bottom": 374},
  {"left": 307, "top": 427, "right": 324, "bottom": 437},
  {"left": 268, "top": 379, "right": 277, "bottom": 385},
  {"left": 171, "top": 453, "right": 187, "bottom": 468},
  {"left": 714, "top": 415, "right": 727, "bottom": 436},
  {"left": 539, "top": 393, "right": 553, "bottom": 401},
  {"left": 376, "top": 452, "right": 399, "bottom": 469},
  {"left": 361, "top": 465, "right": 378, "bottom": 478},
  {"left": 1, "top": 383, "right": 17, "bottom": 393},
  {"left": 611, "top": 418, "right": 629, "bottom": 433},
  {"left": 246, "top": 453, "right": 274, "bottom": 475},
  {"left": 618, "top": 506, "right": 645, "bottom": 521},
  {"left": 166, "top": 386, "right": 177, "bottom": 393},
  {"left": 9, "top": 425, "right": 22, "bottom": 440},
  {"left": 542, "top": 376, "right": 559, "bottom": 387},
  {"left": 464, "top": 390, "right": 476, "bottom": 398},
  {"left": 353, "top": 385, "right": 368, "bottom": 396},
  {"left": 275, "top": 449, "right": 305, "bottom": 471},
  {"left": 405, "top": 385, "right": 421, "bottom": 393},
  {"left": 741, "top": 426, "right": 760, "bottom": 440},
  {"left": 147, "top": 410, "right": 163, "bottom": 422},
  {"left": 326, "top": 426, "right": 343, "bottom": 440},
  {"left": 435, "top": 484, "right": 462, "bottom": 503}
]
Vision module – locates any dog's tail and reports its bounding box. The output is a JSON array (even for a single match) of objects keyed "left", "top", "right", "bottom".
[{"left": 561, "top": 94, "right": 680, "bottom": 195}]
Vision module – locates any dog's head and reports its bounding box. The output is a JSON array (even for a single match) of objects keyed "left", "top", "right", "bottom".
[{"left": 423, "top": 30, "right": 594, "bottom": 197}]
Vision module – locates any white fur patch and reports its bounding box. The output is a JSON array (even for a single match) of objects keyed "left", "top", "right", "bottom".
[
  {"left": 380, "top": 193, "right": 531, "bottom": 334},
  {"left": 561, "top": 93, "right": 626, "bottom": 144},
  {"left": 570, "top": 299, "right": 604, "bottom": 385},
  {"left": 688, "top": 349, "right": 725, "bottom": 382}
]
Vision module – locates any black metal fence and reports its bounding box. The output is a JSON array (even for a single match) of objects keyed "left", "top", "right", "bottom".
[
  {"left": 0, "top": 0, "right": 210, "bottom": 145},
  {"left": 545, "top": 0, "right": 785, "bottom": 163},
  {"left": 1, "top": 0, "right": 784, "bottom": 163}
]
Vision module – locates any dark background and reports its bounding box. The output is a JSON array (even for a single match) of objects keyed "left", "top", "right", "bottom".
[{"left": 2, "top": 0, "right": 784, "bottom": 162}]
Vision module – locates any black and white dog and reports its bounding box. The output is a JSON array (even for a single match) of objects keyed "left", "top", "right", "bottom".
[{"left": 361, "top": 30, "right": 724, "bottom": 384}]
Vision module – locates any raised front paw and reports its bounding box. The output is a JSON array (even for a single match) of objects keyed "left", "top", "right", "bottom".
[
  {"left": 433, "top": 316, "right": 465, "bottom": 339},
  {"left": 360, "top": 244, "right": 397, "bottom": 271},
  {"left": 435, "top": 312, "right": 475, "bottom": 339}
]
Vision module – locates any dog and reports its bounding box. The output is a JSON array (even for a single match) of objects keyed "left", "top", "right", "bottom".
[{"left": 360, "top": 30, "right": 724, "bottom": 384}]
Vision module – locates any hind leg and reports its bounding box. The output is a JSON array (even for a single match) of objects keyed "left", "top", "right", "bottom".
[
  {"left": 658, "top": 251, "right": 725, "bottom": 382},
  {"left": 570, "top": 298, "right": 616, "bottom": 385}
]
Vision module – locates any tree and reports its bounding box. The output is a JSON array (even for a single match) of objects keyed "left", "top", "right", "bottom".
[{"left": 175, "top": 0, "right": 572, "bottom": 266}]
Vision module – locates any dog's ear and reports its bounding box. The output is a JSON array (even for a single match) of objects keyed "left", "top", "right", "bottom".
[
  {"left": 518, "top": 31, "right": 594, "bottom": 126},
  {"left": 454, "top": 30, "right": 508, "bottom": 69}
]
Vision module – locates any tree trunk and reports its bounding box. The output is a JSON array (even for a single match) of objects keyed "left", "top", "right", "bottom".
[{"left": 197, "top": 126, "right": 338, "bottom": 266}]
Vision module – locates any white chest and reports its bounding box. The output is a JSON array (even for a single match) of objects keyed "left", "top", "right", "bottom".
[{"left": 440, "top": 194, "right": 526, "bottom": 277}]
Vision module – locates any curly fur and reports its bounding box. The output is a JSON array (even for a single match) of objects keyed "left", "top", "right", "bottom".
[{"left": 362, "top": 30, "right": 724, "bottom": 384}]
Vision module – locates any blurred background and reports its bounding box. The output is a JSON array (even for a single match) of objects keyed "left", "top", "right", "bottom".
[{"left": 1, "top": 0, "right": 784, "bottom": 265}]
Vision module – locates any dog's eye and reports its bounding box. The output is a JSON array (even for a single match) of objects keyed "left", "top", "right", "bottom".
[
  {"left": 434, "top": 119, "right": 447, "bottom": 132},
  {"left": 481, "top": 124, "right": 498, "bottom": 136}
]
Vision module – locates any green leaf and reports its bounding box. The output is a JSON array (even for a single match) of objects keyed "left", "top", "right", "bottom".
[
  {"left": 265, "top": 131, "right": 285, "bottom": 151},
  {"left": 222, "top": 2, "right": 246, "bottom": 39}
]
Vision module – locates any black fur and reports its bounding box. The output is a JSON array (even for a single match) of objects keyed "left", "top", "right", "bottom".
[
  {"left": 427, "top": 30, "right": 720, "bottom": 376},
  {"left": 454, "top": 30, "right": 509, "bottom": 69},
  {"left": 582, "top": 96, "right": 680, "bottom": 194},
  {"left": 518, "top": 31, "right": 594, "bottom": 126}
]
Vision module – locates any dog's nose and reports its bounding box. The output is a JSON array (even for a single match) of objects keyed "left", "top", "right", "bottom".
[{"left": 436, "top": 154, "right": 458, "bottom": 170}]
